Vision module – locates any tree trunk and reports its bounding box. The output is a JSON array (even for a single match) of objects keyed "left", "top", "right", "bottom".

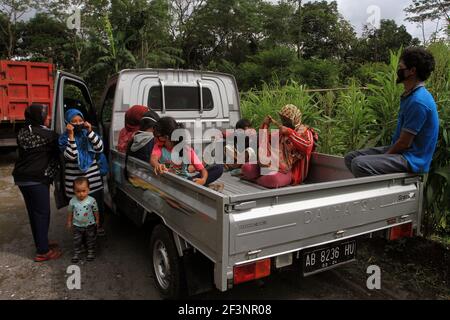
[
  {"left": 297, "top": 0, "right": 303, "bottom": 59},
  {"left": 7, "top": 20, "right": 14, "bottom": 59}
]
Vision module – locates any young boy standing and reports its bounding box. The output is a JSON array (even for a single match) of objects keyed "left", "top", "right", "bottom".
[{"left": 66, "top": 177, "right": 99, "bottom": 263}]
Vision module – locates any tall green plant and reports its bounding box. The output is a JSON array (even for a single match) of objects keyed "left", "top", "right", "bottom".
[
  {"left": 313, "top": 91, "right": 340, "bottom": 154},
  {"left": 240, "top": 80, "right": 322, "bottom": 129},
  {"left": 334, "top": 80, "right": 376, "bottom": 154},
  {"left": 422, "top": 42, "right": 450, "bottom": 235},
  {"left": 367, "top": 49, "right": 404, "bottom": 146}
]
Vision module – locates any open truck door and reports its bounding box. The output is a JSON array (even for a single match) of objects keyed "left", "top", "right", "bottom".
[
  {"left": 52, "top": 71, "right": 99, "bottom": 209},
  {"left": 98, "top": 77, "right": 117, "bottom": 210}
]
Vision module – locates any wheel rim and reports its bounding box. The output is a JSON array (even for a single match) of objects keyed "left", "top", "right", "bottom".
[{"left": 153, "top": 240, "right": 171, "bottom": 290}]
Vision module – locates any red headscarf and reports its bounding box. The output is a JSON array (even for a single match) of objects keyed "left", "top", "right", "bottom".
[{"left": 117, "top": 105, "right": 149, "bottom": 152}]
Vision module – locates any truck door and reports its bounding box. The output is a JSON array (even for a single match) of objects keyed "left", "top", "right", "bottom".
[
  {"left": 52, "top": 72, "right": 98, "bottom": 209},
  {"left": 52, "top": 73, "right": 97, "bottom": 134},
  {"left": 98, "top": 80, "right": 117, "bottom": 209}
]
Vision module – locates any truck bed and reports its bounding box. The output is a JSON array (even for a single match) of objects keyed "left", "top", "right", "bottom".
[
  {"left": 216, "top": 153, "right": 353, "bottom": 196},
  {"left": 217, "top": 172, "right": 267, "bottom": 196},
  {"left": 216, "top": 153, "right": 356, "bottom": 197}
]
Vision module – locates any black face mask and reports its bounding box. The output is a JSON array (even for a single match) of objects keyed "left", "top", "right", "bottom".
[
  {"left": 73, "top": 124, "right": 84, "bottom": 134},
  {"left": 396, "top": 68, "right": 408, "bottom": 84}
]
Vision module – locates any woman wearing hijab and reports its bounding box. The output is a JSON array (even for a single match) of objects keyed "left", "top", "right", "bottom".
[
  {"left": 241, "top": 104, "right": 317, "bottom": 188},
  {"left": 13, "top": 104, "right": 61, "bottom": 262},
  {"left": 58, "top": 109, "right": 106, "bottom": 236},
  {"left": 117, "top": 105, "right": 150, "bottom": 153}
]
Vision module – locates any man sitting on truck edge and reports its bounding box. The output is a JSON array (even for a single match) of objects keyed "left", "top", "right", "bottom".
[{"left": 345, "top": 47, "right": 439, "bottom": 177}]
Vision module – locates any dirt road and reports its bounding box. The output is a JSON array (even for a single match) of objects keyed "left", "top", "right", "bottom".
[{"left": 1, "top": 150, "right": 448, "bottom": 300}]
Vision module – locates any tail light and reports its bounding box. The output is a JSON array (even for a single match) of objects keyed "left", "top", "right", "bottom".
[
  {"left": 233, "top": 259, "right": 271, "bottom": 285},
  {"left": 389, "top": 222, "right": 413, "bottom": 241}
]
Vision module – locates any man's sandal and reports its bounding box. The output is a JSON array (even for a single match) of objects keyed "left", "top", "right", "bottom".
[{"left": 34, "top": 248, "right": 62, "bottom": 262}]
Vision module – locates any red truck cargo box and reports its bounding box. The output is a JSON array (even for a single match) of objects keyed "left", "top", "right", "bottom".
[{"left": 0, "top": 60, "right": 54, "bottom": 122}]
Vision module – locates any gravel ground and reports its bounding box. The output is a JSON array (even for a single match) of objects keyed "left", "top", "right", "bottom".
[{"left": 1, "top": 149, "right": 449, "bottom": 300}]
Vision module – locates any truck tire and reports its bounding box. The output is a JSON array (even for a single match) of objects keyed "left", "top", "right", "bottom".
[{"left": 150, "top": 224, "right": 186, "bottom": 299}]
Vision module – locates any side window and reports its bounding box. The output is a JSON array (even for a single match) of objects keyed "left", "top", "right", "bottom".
[
  {"left": 62, "top": 80, "right": 97, "bottom": 126},
  {"left": 148, "top": 86, "right": 214, "bottom": 111}
]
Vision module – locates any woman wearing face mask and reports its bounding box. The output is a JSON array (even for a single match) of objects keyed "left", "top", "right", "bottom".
[
  {"left": 13, "top": 104, "right": 62, "bottom": 262},
  {"left": 58, "top": 109, "right": 106, "bottom": 236}
]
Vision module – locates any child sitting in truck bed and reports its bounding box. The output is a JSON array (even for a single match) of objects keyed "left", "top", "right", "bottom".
[
  {"left": 150, "top": 117, "right": 224, "bottom": 189},
  {"left": 223, "top": 119, "right": 257, "bottom": 173},
  {"left": 126, "top": 110, "right": 160, "bottom": 162}
]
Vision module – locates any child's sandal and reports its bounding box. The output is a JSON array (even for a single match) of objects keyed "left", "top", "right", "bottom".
[
  {"left": 71, "top": 254, "right": 80, "bottom": 263},
  {"left": 86, "top": 251, "right": 95, "bottom": 261}
]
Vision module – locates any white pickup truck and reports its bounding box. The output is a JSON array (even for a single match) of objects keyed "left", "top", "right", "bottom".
[{"left": 51, "top": 69, "right": 423, "bottom": 299}]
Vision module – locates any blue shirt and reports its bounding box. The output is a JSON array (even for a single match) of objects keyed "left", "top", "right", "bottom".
[
  {"left": 392, "top": 86, "right": 439, "bottom": 173},
  {"left": 68, "top": 196, "right": 98, "bottom": 227}
]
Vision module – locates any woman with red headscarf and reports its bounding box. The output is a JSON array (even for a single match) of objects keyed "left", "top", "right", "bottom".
[{"left": 117, "top": 105, "right": 149, "bottom": 152}]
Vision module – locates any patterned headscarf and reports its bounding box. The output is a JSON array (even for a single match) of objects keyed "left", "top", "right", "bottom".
[{"left": 278, "top": 104, "right": 302, "bottom": 130}]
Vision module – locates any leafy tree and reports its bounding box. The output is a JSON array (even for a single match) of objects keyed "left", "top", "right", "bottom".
[
  {"left": 18, "top": 13, "right": 75, "bottom": 68},
  {"left": 237, "top": 47, "right": 341, "bottom": 90},
  {"left": 109, "top": 0, "right": 182, "bottom": 67},
  {"left": 290, "top": 1, "right": 358, "bottom": 60},
  {"left": 178, "top": 0, "right": 265, "bottom": 68},
  {"left": 84, "top": 15, "right": 136, "bottom": 76},
  {"left": 0, "top": 12, "right": 9, "bottom": 58},
  {"left": 42, "top": 0, "right": 109, "bottom": 73},
  {"left": 356, "top": 19, "right": 420, "bottom": 63},
  {"left": 259, "top": 0, "right": 296, "bottom": 48},
  {"left": 238, "top": 46, "right": 296, "bottom": 90},
  {"left": 293, "top": 58, "right": 341, "bottom": 88},
  {"left": 0, "top": 0, "right": 39, "bottom": 58},
  {"left": 405, "top": 0, "right": 450, "bottom": 43}
]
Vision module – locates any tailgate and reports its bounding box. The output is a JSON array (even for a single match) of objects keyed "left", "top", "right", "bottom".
[
  {"left": 0, "top": 60, "right": 54, "bottom": 122},
  {"left": 228, "top": 176, "right": 421, "bottom": 255}
]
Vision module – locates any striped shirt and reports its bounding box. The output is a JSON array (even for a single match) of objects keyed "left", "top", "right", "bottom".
[{"left": 63, "top": 131, "right": 104, "bottom": 197}]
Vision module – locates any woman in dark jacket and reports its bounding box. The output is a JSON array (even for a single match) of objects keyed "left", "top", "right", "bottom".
[{"left": 12, "top": 104, "right": 62, "bottom": 262}]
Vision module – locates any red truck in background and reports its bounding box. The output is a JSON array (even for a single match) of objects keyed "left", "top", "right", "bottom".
[{"left": 0, "top": 60, "right": 55, "bottom": 146}]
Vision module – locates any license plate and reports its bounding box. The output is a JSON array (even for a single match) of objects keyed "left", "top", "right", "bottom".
[{"left": 302, "top": 240, "right": 357, "bottom": 276}]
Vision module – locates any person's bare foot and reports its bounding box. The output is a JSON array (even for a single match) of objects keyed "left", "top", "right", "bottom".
[{"left": 208, "top": 182, "right": 224, "bottom": 192}]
